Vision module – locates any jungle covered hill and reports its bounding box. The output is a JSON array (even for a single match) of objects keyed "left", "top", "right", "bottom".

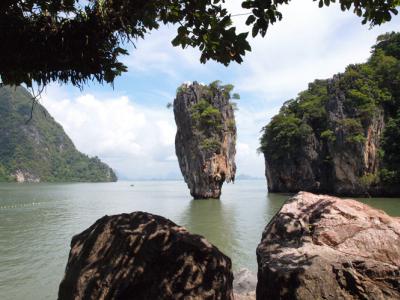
[
  {"left": 260, "top": 32, "right": 400, "bottom": 196},
  {"left": 0, "top": 85, "right": 117, "bottom": 182}
]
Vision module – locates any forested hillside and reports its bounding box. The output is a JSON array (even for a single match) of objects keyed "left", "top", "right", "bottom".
[
  {"left": 0, "top": 86, "right": 117, "bottom": 182},
  {"left": 260, "top": 32, "right": 400, "bottom": 196}
]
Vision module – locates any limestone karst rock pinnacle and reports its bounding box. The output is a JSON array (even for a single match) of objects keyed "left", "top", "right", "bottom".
[{"left": 173, "top": 81, "right": 237, "bottom": 199}]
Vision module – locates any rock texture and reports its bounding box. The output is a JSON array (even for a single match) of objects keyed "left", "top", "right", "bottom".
[
  {"left": 233, "top": 269, "right": 257, "bottom": 300},
  {"left": 58, "top": 211, "right": 234, "bottom": 300},
  {"left": 264, "top": 76, "right": 395, "bottom": 196},
  {"left": 257, "top": 192, "right": 400, "bottom": 300},
  {"left": 12, "top": 169, "right": 40, "bottom": 183},
  {"left": 174, "top": 82, "right": 236, "bottom": 199},
  {"left": 261, "top": 33, "right": 400, "bottom": 196}
]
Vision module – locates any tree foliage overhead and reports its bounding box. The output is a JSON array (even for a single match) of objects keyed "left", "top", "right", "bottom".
[
  {"left": 244, "top": 0, "right": 400, "bottom": 37},
  {"left": 0, "top": 0, "right": 399, "bottom": 88}
]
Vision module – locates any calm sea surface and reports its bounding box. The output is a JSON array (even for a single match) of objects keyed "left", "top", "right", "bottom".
[{"left": 0, "top": 180, "right": 399, "bottom": 300}]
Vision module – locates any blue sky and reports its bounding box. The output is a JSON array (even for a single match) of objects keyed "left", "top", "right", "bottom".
[{"left": 41, "top": 1, "right": 400, "bottom": 180}]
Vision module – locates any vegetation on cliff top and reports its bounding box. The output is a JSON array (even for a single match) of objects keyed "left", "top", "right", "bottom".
[
  {"left": 260, "top": 32, "right": 400, "bottom": 185},
  {"left": 177, "top": 81, "right": 237, "bottom": 153},
  {"left": 0, "top": 86, "right": 117, "bottom": 182}
]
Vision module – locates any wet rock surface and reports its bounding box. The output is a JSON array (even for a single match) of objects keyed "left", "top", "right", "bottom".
[
  {"left": 174, "top": 81, "right": 236, "bottom": 199},
  {"left": 58, "top": 211, "right": 234, "bottom": 300},
  {"left": 257, "top": 192, "right": 400, "bottom": 300}
]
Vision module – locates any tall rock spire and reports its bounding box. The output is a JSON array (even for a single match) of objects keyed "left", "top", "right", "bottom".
[{"left": 174, "top": 81, "right": 237, "bottom": 199}]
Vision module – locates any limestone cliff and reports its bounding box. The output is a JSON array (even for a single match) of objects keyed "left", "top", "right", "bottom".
[
  {"left": 260, "top": 32, "right": 400, "bottom": 196},
  {"left": 174, "top": 81, "right": 237, "bottom": 199}
]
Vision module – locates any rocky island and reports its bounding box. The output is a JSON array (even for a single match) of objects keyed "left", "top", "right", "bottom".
[
  {"left": 174, "top": 81, "right": 237, "bottom": 199},
  {"left": 0, "top": 85, "right": 117, "bottom": 182},
  {"left": 260, "top": 32, "right": 400, "bottom": 196}
]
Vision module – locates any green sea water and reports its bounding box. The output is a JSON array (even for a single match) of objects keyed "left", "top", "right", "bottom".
[{"left": 0, "top": 180, "right": 399, "bottom": 300}]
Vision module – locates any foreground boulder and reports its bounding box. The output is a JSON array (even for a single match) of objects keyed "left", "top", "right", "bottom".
[
  {"left": 257, "top": 192, "right": 400, "bottom": 300},
  {"left": 58, "top": 212, "right": 233, "bottom": 300},
  {"left": 174, "top": 81, "right": 237, "bottom": 199}
]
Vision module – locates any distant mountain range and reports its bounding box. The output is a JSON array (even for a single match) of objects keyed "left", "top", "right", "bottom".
[
  {"left": 117, "top": 173, "right": 263, "bottom": 181},
  {"left": 235, "top": 174, "right": 264, "bottom": 180},
  {"left": 0, "top": 85, "right": 117, "bottom": 183}
]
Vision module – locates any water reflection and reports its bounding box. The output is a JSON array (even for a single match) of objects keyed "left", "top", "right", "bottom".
[
  {"left": 178, "top": 198, "right": 239, "bottom": 269},
  {"left": 0, "top": 188, "right": 76, "bottom": 300},
  {"left": 177, "top": 188, "right": 289, "bottom": 272},
  {"left": 0, "top": 181, "right": 399, "bottom": 300},
  {"left": 357, "top": 197, "right": 400, "bottom": 216},
  {"left": 263, "top": 193, "right": 291, "bottom": 221}
]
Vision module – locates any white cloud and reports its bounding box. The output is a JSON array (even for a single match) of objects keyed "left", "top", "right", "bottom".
[
  {"left": 231, "top": 1, "right": 400, "bottom": 101},
  {"left": 40, "top": 84, "right": 274, "bottom": 180},
  {"left": 122, "top": 1, "right": 399, "bottom": 102},
  {"left": 232, "top": 105, "right": 280, "bottom": 177},
  {"left": 38, "top": 3, "right": 400, "bottom": 180},
  {"left": 41, "top": 86, "right": 180, "bottom": 180},
  {"left": 122, "top": 26, "right": 209, "bottom": 79}
]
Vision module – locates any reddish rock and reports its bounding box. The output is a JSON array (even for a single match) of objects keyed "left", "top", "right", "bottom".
[
  {"left": 58, "top": 212, "right": 233, "bottom": 300},
  {"left": 257, "top": 192, "right": 400, "bottom": 300}
]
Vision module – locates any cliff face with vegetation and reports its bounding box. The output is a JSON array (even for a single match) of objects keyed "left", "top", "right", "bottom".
[
  {"left": 260, "top": 32, "right": 400, "bottom": 196},
  {"left": 0, "top": 86, "right": 117, "bottom": 182},
  {"left": 174, "top": 81, "right": 237, "bottom": 199}
]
